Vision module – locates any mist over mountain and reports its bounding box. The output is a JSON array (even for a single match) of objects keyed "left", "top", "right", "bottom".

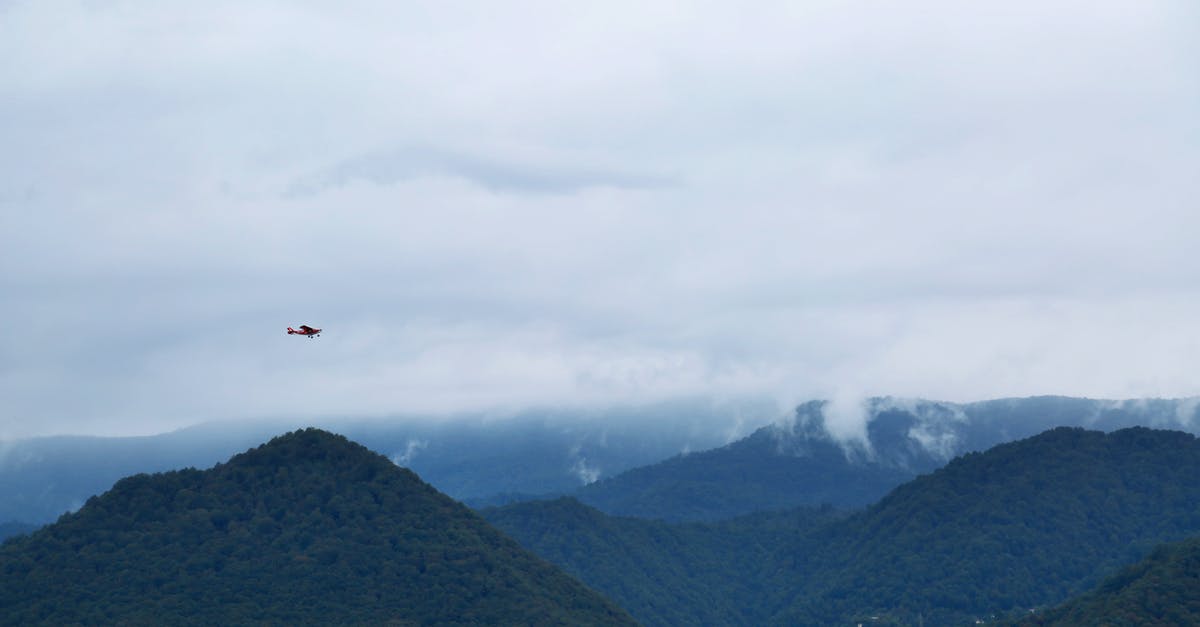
[
  {"left": 572, "top": 396, "right": 1200, "bottom": 521},
  {"left": 0, "top": 398, "right": 769, "bottom": 524},
  {"left": 573, "top": 422, "right": 905, "bottom": 520},
  {"left": 784, "top": 395, "right": 1200, "bottom": 467},
  {"left": 485, "top": 426, "right": 1200, "bottom": 625},
  {"left": 4, "top": 395, "right": 1196, "bottom": 527},
  {"left": 773, "top": 426, "right": 1200, "bottom": 624},
  {"left": 0, "top": 429, "right": 635, "bottom": 625},
  {"left": 0, "top": 428, "right": 281, "bottom": 526}
]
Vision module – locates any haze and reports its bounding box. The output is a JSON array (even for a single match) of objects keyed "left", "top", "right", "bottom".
[{"left": 2, "top": 1, "right": 1198, "bottom": 438}]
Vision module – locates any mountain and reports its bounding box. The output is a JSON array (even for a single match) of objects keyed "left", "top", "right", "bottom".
[
  {"left": 484, "top": 427, "right": 1200, "bottom": 626},
  {"left": 574, "top": 419, "right": 909, "bottom": 520},
  {"left": 773, "top": 426, "right": 1200, "bottom": 625},
  {"left": 0, "top": 398, "right": 768, "bottom": 524},
  {"left": 0, "top": 429, "right": 635, "bottom": 625},
  {"left": 1020, "top": 536, "right": 1200, "bottom": 626},
  {"left": 483, "top": 498, "right": 843, "bottom": 626},
  {"left": 0, "top": 428, "right": 279, "bottom": 526},
  {"left": 572, "top": 396, "right": 1200, "bottom": 521},
  {"left": 5, "top": 395, "right": 1196, "bottom": 527}
]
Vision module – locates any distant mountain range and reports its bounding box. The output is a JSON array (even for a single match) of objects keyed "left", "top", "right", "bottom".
[
  {"left": 3, "top": 395, "right": 1197, "bottom": 527},
  {"left": 0, "top": 398, "right": 768, "bottom": 524},
  {"left": 486, "top": 426, "right": 1200, "bottom": 625},
  {"left": 0, "top": 429, "right": 635, "bottom": 625},
  {"left": 569, "top": 396, "right": 1200, "bottom": 521},
  {"left": 7, "top": 423, "right": 1200, "bottom": 624},
  {"left": 772, "top": 426, "right": 1200, "bottom": 624}
]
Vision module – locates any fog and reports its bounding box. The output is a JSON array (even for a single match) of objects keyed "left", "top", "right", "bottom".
[{"left": 2, "top": 1, "right": 1197, "bottom": 438}]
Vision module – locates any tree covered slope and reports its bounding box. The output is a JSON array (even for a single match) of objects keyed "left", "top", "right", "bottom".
[
  {"left": 774, "top": 427, "right": 1200, "bottom": 625},
  {"left": 483, "top": 497, "right": 842, "bottom": 626},
  {"left": 0, "top": 429, "right": 635, "bottom": 626},
  {"left": 1020, "top": 535, "right": 1200, "bottom": 626},
  {"left": 486, "top": 427, "right": 1200, "bottom": 626}
]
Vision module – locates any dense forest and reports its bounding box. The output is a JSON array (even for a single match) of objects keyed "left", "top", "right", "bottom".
[
  {"left": 490, "top": 427, "right": 1200, "bottom": 625},
  {"left": 772, "top": 427, "right": 1200, "bottom": 624},
  {"left": 0, "top": 429, "right": 634, "bottom": 626},
  {"left": 483, "top": 498, "right": 843, "bottom": 625},
  {"left": 6, "top": 424, "right": 1200, "bottom": 625},
  {"left": 1020, "top": 535, "right": 1200, "bottom": 625}
]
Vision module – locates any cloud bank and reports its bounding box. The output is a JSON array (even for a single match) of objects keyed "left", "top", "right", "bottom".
[{"left": 2, "top": 1, "right": 1198, "bottom": 437}]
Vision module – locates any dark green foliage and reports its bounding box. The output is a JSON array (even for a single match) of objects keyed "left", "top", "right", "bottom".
[
  {"left": 0, "top": 429, "right": 635, "bottom": 626},
  {"left": 773, "top": 427, "right": 1200, "bottom": 625},
  {"left": 484, "top": 497, "right": 843, "bottom": 626},
  {"left": 1020, "top": 536, "right": 1200, "bottom": 626},
  {"left": 487, "top": 427, "right": 1200, "bottom": 626}
]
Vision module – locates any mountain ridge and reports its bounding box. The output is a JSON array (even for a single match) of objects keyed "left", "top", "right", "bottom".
[
  {"left": 1019, "top": 534, "right": 1200, "bottom": 625},
  {"left": 0, "top": 428, "right": 636, "bottom": 625},
  {"left": 570, "top": 396, "right": 1200, "bottom": 521},
  {"left": 486, "top": 426, "right": 1200, "bottom": 625}
]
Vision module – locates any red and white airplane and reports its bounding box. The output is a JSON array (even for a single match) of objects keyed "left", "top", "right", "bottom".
[{"left": 287, "top": 325, "right": 322, "bottom": 338}]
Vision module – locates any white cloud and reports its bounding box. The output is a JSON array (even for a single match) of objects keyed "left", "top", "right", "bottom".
[{"left": 1, "top": 1, "right": 1198, "bottom": 437}]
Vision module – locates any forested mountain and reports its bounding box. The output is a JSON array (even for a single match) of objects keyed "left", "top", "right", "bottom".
[
  {"left": 487, "top": 427, "right": 1200, "bottom": 626},
  {"left": 4, "top": 396, "right": 1196, "bottom": 528},
  {"left": 574, "top": 420, "right": 909, "bottom": 520},
  {"left": 573, "top": 396, "right": 1200, "bottom": 521},
  {"left": 0, "top": 398, "right": 765, "bottom": 524},
  {"left": 4, "top": 393, "right": 1195, "bottom": 528},
  {"left": 0, "top": 429, "right": 635, "bottom": 626},
  {"left": 482, "top": 498, "right": 843, "bottom": 626},
  {"left": 772, "top": 426, "right": 1200, "bottom": 625},
  {"left": 1020, "top": 536, "right": 1200, "bottom": 626}
]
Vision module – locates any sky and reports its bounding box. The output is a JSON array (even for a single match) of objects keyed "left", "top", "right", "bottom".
[{"left": 2, "top": 1, "right": 1198, "bottom": 438}]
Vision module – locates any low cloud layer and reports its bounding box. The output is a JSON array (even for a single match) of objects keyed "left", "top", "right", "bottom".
[{"left": 2, "top": 1, "right": 1198, "bottom": 437}]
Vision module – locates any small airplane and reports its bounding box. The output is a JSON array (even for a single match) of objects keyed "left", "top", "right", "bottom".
[{"left": 287, "top": 325, "right": 322, "bottom": 338}]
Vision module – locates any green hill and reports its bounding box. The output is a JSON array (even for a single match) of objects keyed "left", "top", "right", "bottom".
[
  {"left": 775, "top": 426, "right": 1200, "bottom": 625},
  {"left": 483, "top": 497, "right": 842, "bottom": 626},
  {"left": 486, "top": 427, "right": 1200, "bottom": 626},
  {"left": 0, "top": 428, "right": 635, "bottom": 626},
  {"left": 1020, "top": 536, "right": 1200, "bottom": 626}
]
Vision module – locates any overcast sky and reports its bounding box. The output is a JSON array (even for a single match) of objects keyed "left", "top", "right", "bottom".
[{"left": 2, "top": 1, "right": 1198, "bottom": 438}]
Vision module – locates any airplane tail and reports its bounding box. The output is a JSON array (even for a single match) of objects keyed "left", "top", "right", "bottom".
[{"left": 287, "top": 327, "right": 296, "bottom": 334}]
